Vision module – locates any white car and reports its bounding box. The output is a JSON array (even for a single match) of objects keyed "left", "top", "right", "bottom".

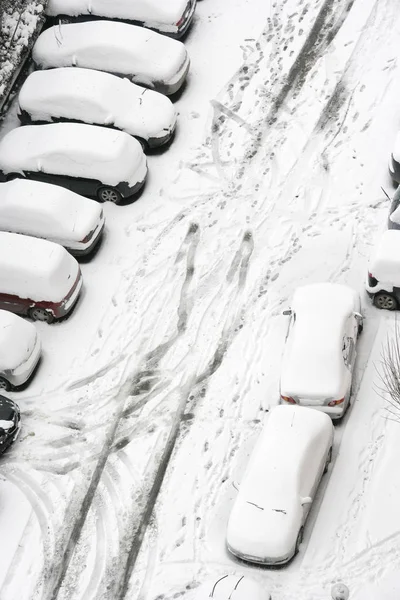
[
  {"left": 0, "top": 310, "right": 41, "bottom": 390},
  {"left": 32, "top": 21, "right": 190, "bottom": 96},
  {"left": 0, "top": 179, "right": 104, "bottom": 256},
  {"left": 0, "top": 123, "right": 147, "bottom": 204},
  {"left": 280, "top": 283, "right": 363, "bottom": 419},
  {"left": 193, "top": 575, "right": 271, "bottom": 600},
  {"left": 226, "top": 405, "right": 334, "bottom": 566},
  {"left": 18, "top": 68, "right": 177, "bottom": 150},
  {"left": 46, "top": 0, "right": 197, "bottom": 39},
  {"left": 366, "top": 230, "right": 400, "bottom": 310}
]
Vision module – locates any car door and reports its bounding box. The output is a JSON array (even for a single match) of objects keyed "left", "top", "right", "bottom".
[{"left": 0, "top": 292, "right": 25, "bottom": 316}]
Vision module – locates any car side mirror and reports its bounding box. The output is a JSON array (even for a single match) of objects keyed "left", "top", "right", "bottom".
[
  {"left": 283, "top": 309, "right": 292, "bottom": 316},
  {"left": 354, "top": 312, "right": 362, "bottom": 320},
  {"left": 300, "top": 496, "right": 312, "bottom": 506}
]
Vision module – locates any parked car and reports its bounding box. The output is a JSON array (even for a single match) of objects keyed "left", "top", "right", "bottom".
[
  {"left": 32, "top": 21, "right": 190, "bottom": 96},
  {"left": 18, "top": 68, "right": 177, "bottom": 151},
  {"left": 0, "top": 232, "right": 83, "bottom": 323},
  {"left": 45, "top": 0, "right": 197, "bottom": 39},
  {"left": 0, "top": 395, "right": 21, "bottom": 455},
  {"left": 0, "top": 310, "right": 41, "bottom": 391},
  {"left": 280, "top": 283, "right": 363, "bottom": 419},
  {"left": 0, "top": 123, "right": 147, "bottom": 204},
  {"left": 389, "top": 132, "right": 400, "bottom": 185},
  {"left": 0, "top": 179, "right": 104, "bottom": 256},
  {"left": 388, "top": 187, "right": 400, "bottom": 229},
  {"left": 194, "top": 575, "right": 271, "bottom": 600},
  {"left": 366, "top": 230, "right": 400, "bottom": 310},
  {"left": 226, "top": 405, "right": 334, "bottom": 566}
]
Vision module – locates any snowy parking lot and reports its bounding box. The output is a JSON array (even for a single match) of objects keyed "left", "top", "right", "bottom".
[{"left": 2, "top": 0, "right": 400, "bottom": 599}]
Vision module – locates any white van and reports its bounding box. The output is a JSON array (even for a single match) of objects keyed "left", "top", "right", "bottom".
[
  {"left": 0, "top": 310, "right": 41, "bottom": 390},
  {"left": 0, "top": 179, "right": 104, "bottom": 256},
  {"left": 0, "top": 232, "right": 83, "bottom": 323},
  {"left": 280, "top": 283, "right": 363, "bottom": 419},
  {"left": 226, "top": 405, "right": 334, "bottom": 566},
  {"left": 0, "top": 123, "right": 147, "bottom": 204}
]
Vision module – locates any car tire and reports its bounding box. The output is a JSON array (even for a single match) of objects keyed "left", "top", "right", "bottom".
[
  {"left": 0, "top": 377, "right": 11, "bottom": 392},
  {"left": 28, "top": 307, "right": 54, "bottom": 323},
  {"left": 373, "top": 292, "right": 398, "bottom": 311},
  {"left": 295, "top": 527, "right": 304, "bottom": 554},
  {"left": 323, "top": 447, "right": 333, "bottom": 474},
  {"left": 97, "top": 186, "right": 123, "bottom": 204}
]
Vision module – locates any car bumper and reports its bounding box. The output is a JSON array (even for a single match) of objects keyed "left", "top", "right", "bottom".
[
  {"left": 227, "top": 543, "right": 295, "bottom": 566},
  {"left": 68, "top": 218, "right": 105, "bottom": 257},
  {"left": 7, "top": 335, "right": 41, "bottom": 388},
  {"left": 55, "top": 274, "right": 83, "bottom": 319},
  {"left": 280, "top": 398, "right": 346, "bottom": 419},
  {"left": 147, "top": 124, "right": 176, "bottom": 149},
  {"left": 158, "top": 54, "right": 190, "bottom": 96}
]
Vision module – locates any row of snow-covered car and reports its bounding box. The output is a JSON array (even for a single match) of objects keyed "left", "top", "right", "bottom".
[
  {"left": 0, "top": 1, "right": 199, "bottom": 456},
  {"left": 220, "top": 144, "right": 400, "bottom": 571}
]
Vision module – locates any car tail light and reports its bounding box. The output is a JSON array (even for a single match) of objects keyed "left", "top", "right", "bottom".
[
  {"left": 177, "top": 0, "right": 192, "bottom": 26},
  {"left": 80, "top": 229, "right": 95, "bottom": 244},
  {"left": 328, "top": 398, "right": 344, "bottom": 407},
  {"left": 281, "top": 395, "right": 297, "bottom": 404},
  {"left": 368, "top": 272, "right": 378, "bottom": 287}
]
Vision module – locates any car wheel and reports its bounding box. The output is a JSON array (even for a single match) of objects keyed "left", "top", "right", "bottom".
[
  {"left": 28, "top": 307, "right": 54, "bottom": 323},
  {"left": 97, "top": 186, "right": 122, "bottom": 204},
  {"left": 373, "top": 292, "right": 398, "bottom": 311},
  {"left": 295, "top": 527, "right": 304, "bottom": 554},
  {"left": 0, "top": 377, "right": 11, "bottom": 392},
  {"left": 323, "top": 447, "right": 333, "bottom": 474}
]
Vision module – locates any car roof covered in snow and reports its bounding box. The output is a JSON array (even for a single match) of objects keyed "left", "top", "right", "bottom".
[
  {"left": 0, "top": 179, "right": 102, "bottom": 243},
  {"left": 0, "top": 123, "right": 143, "bottom": 186},
  {"left": 193, "top": 575, "right": 271, "bottom": 600},
  {"left": 0, "top": 232, "right": 80, "bottom": 302},
  {"left": 227, "top": 406, "right": 333, "bottom": 560},
  {"left": 32, "top": 21, "right": 187, "bottom": 83},
  {"left": 46, "top": 0, "right": 190, "bottom": 24},
  {"left": 0, "top": 309, "right": 38, "bottom": 372},
  {"left": 368, "top": 230, "right": 400, "bottom": 285},
  {"left": 280, "top": 283, "right": 359, "bottom": 399}
]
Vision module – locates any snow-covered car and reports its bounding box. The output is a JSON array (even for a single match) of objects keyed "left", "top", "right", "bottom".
[
  {"left": 18, "top": 68, "right": 177, "bottom": 151},
  {"left": 32, "top": 21, "right": 190, "bottom": 96},
  {"left": 0, "top": 179, "right": 104, "bottom": 256},
  {"left": 366, "top": 230, "right": 400, "bottom": 310},
  {"left": 388, "top": 187, "right": 400, "bottom": 230},
  {"left": 193, "top": 575, "right": 271, "bottom": 600},
  {"left": 0, "top": 232, "right": 83, "bottom": 323},
  {"left": 226, "top": 405, "right": 334, "bottom": 566},
  {"left": 0, "top": 123, "right": 147, "bottom": 204},
  {"left": 45, "top": 0, "right": 197, "bottom": 39},
  {"left": 280, "top": 283, "right": 363, "bottom": 419},
  {"left": 0, "top": 395, "right": 21, "bottom": 455},
  {"left": 389, "top": 132, "right": 400, "bottom": 185},
  {"left": 0, "top": 310, "right": 41, "bottom": 391}
]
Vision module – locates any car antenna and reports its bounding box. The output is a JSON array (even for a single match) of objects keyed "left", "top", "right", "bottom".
[{"left": 381, "top": 186, "right": 391, "bottom": 202}]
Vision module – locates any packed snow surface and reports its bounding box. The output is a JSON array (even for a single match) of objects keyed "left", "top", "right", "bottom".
[
  {"left": 0, "top": 232, "right": 80, "bottom": 301},
  {"left": 2, "top": 1, "right": 400, "bottom": 600},
  {"left": 0, "top": 310, "right": 38, "bottom": 372},
  {"left": 192, "top": 574, "right": 271, "bottom": 600},
  {"left": 18, "top": 68, "right": 177, "bottom": 140},
  {"left": 0, "top": 179, "right": 103, "bottom": 244},
  {"left": 367, "top": 230, "right": 400, "bottom": 285},
  {"left": 45, "top": 0, "right": 194, "bottom": 30},
  {"left": 227, "top": 406, "right": 333, "bottom": 563},
  {"left": 280, "top": 284, "right": 360, "bottom": 400},
  {"left": 32, "top": 21, "right": 189, "bottom": 90},
  {"left": 0, "top": 123, "right": 146, "bottom": 187}
]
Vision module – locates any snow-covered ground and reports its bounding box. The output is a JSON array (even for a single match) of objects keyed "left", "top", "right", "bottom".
[{"left": 1, "top": 0, "right": 400, "bottom": 599}]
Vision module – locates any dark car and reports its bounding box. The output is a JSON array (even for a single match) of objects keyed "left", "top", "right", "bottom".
[
  {"left": 0, "top": 123, "right": 147, "bottom": 204},
  {"left": 0, "top": 395, "right": 21, "bottom": 455},
  {"left": 388, "top": 187, "right": 400, "bottom": 229}
]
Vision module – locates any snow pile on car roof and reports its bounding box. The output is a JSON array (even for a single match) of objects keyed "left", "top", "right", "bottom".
[
  {"left": 0, "top": 310, "right": 38, "bottom": 371},
  {"left": 46, "top": 0, "right": 189, "bottom": 24},
  {"left": 0, "top": 123, "right": 144, "bottom": 186},
  {"left": 369, "top": 230, "right": 400, "bottom": 285},
  {"left": 280, "top": 283, "right": 358, "bottom": 399},
  {"left": 0, "top": 232, "right": 80, "bottom": 302},
  {"left": 0, "top": 179, "right": 102, "bottom": 242}
]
